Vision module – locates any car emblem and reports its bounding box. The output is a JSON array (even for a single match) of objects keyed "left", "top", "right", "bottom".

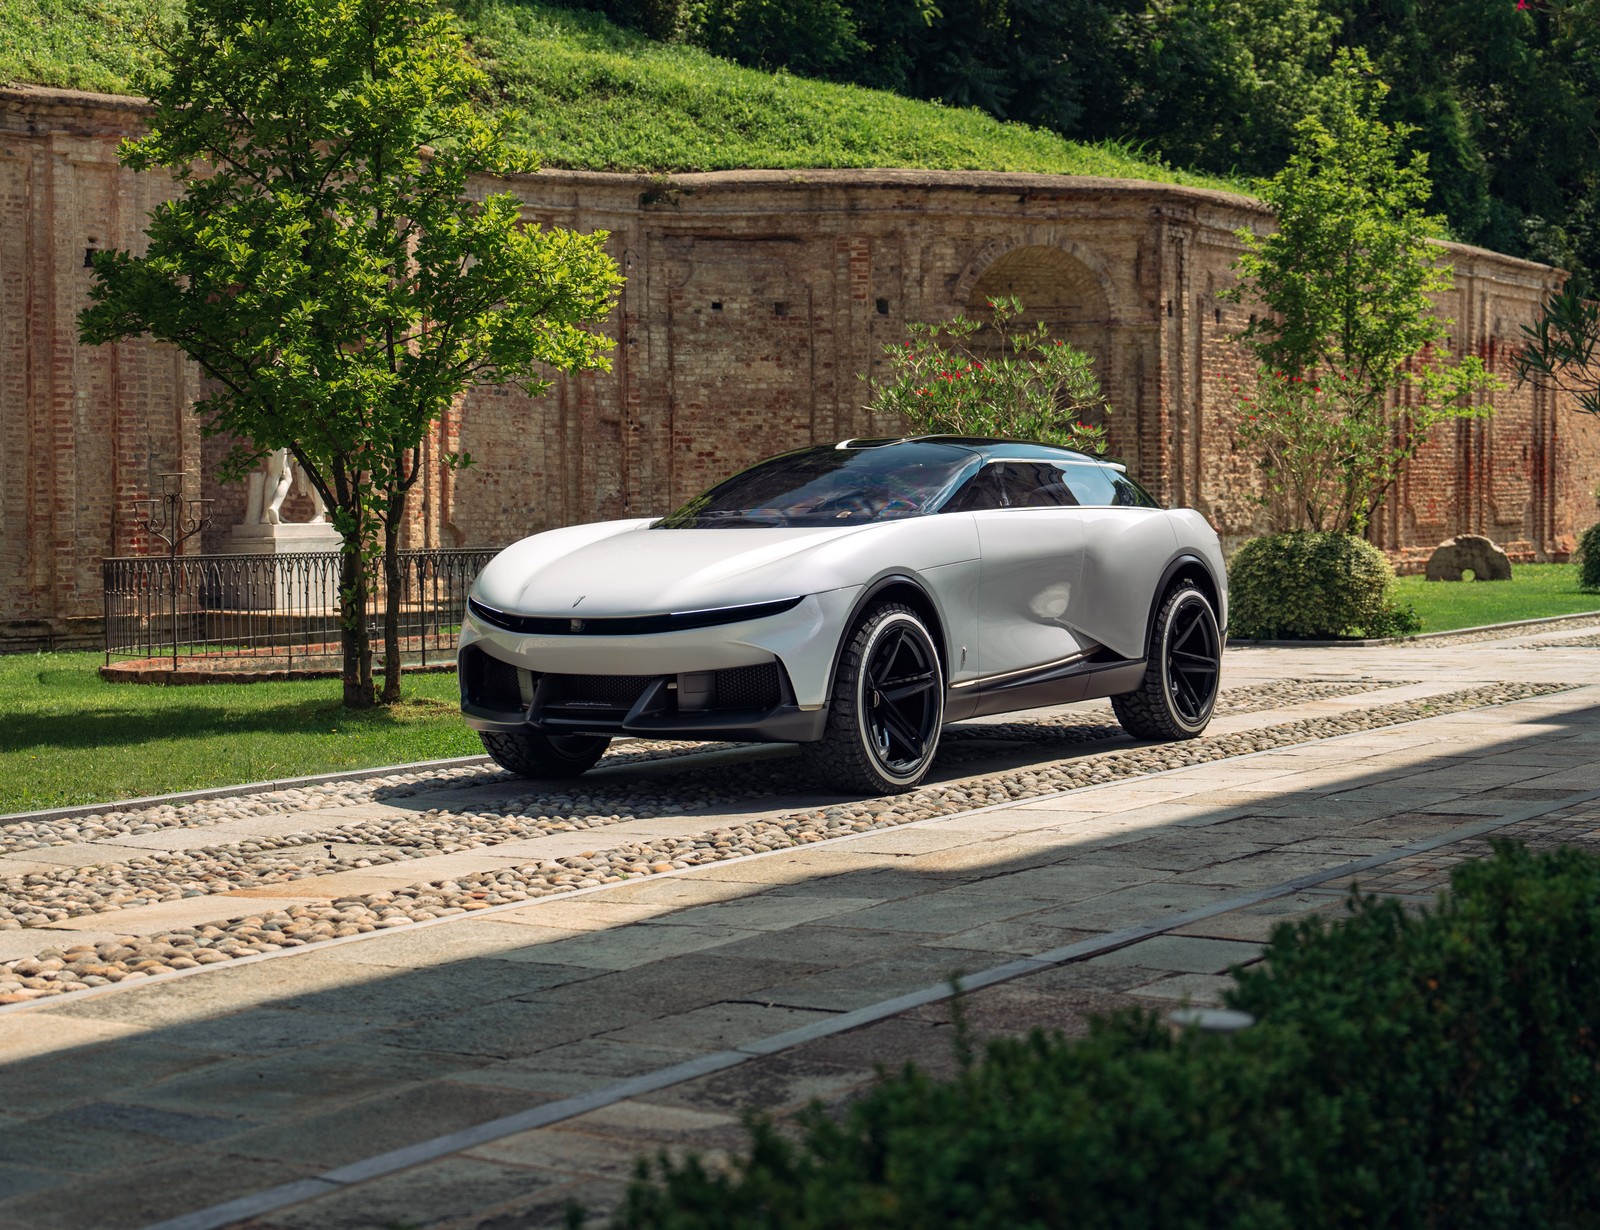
[{"left": 570, "top": 618, "right": 586, "bottom": 633}]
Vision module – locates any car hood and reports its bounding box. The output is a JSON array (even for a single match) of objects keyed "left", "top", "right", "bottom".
[{"left": 473, "top": 520, "right": 885, "bottom": 616}]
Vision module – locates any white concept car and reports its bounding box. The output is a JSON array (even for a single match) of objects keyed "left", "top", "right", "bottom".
[{"left": 459, "top": 437, "right": 1227, "bottom": 795}]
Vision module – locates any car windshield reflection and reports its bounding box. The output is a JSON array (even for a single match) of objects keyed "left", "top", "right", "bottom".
[{"left": 654, "top": 442, "right": 979, "bottom": 528}]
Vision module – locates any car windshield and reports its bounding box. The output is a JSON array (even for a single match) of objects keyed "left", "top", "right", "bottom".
[{"left": 655, "top": 443, "right": 979, "bottom": 529}]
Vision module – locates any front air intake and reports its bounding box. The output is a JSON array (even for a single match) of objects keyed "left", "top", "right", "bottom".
[{"left": 462, "top": 646, "right": 524, "bottom": 712}]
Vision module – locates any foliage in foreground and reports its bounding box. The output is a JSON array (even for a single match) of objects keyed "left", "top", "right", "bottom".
[
  {"left": 1225, "top": 50, "right": 1497, "bottom": 535},
  {"left": 1226, "top": 531, "right": 1418, "bottom": 640},
  {"left": 865, "top": 296, "right": 1109, "bottom": 455},
  {"left": 594, "top": 841, "right": 1600, "bottom": 1229}
]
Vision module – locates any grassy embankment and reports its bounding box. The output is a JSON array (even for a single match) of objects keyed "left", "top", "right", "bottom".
[{"left": 0, "top": 0, "right": 1238, "bottom": 186}]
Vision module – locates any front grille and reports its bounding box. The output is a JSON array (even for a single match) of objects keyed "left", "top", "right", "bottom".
[
  {"left": 543, "top": 674, "right": 655, "bottom": 712},
  {"left": 712, "top": 663, "right": 782, "bottom": 710}
]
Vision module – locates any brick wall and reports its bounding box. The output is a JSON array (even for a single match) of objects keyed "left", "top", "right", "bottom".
[{"left": 5, "top": 85, "right": 1598, "bottom": 644}]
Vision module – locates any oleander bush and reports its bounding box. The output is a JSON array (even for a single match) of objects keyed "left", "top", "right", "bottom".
[
  {"left": 1575, "top": 522, "right": 1600, "bottom": 592},
  {"left": 591, "top": 842, "right": 1600, "bottom": 1229},
  {"left": 1227, "top": 530, "right": 1419, "bottom": 640}
]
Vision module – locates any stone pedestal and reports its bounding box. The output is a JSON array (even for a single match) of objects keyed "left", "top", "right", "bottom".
[{"left": 218, "top": 523, "right": 343, "bottom": 611}]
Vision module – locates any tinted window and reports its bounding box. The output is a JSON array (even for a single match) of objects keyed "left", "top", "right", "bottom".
[
  {"left": 1057, "top": 462, "right": 1159, "bottom": 508},
  {"left": 945, "top": 462, "right": 1079, "bottom": 511},
  {"left": 655, "top": 443, "right": 979, "bottom": 528}
]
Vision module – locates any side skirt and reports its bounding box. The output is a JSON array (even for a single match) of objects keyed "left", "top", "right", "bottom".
[{"left": 953, "top": 657, "right": 1147, "bottom": 722}]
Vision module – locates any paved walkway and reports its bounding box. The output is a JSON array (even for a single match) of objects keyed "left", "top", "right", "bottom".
[{"left": 0, "top": 619, "right": 1597, "bottom": 1230}]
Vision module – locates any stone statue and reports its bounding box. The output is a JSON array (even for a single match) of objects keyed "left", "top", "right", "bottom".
[{"left": 249, "top": 449, "right": 327, "bottom": 525}]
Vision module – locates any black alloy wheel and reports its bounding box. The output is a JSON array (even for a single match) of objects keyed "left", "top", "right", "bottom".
[
  {"left": 804, "top": 603, "right": 945, "bottom": 794},
  {"left": 1112, "top": 583, "right": 1221, "bottom": 740},
  {"left": 864, "top": 620, "right": 942, "bottom": 774},
  {"left": 1164, "top": 589, "right": 1222, "bottom": 726}
]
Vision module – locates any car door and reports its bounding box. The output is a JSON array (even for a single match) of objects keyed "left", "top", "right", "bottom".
[
  {"left": 960, "top": 462, "right": 1089, "bottom": 682},
  {"left": 1054, "top": 460, "right": 1180, "bottom": 660}
]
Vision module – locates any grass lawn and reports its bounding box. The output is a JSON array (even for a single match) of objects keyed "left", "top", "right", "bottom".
[
  {"left": 1393, "top": 563, "right": 1600, "bottom": 633},
  {"left": 0, "top": 652, "right": 482, "bottom": 815}
]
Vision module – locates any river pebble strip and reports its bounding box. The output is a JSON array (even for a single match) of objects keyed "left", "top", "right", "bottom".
[
  {"left": 0, "top": 738, "right": 733, "bottom": 857},
  {"left": 1533, "top": 632, "right": 1600, "bottom": 649},
  {"left": 0, "top": 678, "right": 1409, "bottom": 927},
  {"left": 0, "top": 678, "right": 1565, "bottom": 1003}
]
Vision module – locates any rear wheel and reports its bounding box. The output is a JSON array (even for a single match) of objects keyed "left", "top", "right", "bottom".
[
  {"left": 803, "top": 603, "right": 944, "bottom": 794},
  {"left": 479, "top": 729, "right": 611, "bottom": 779},
  {"left": 1112, "top": 583, "right": 1221, "bottom": 740}
]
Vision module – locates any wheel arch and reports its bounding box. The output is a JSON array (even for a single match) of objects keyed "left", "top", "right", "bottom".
[
  {"left": 825, "top": 575, "right": 951, "bottom": 700},
  {"left": 1143, "top": 555, "right": 1223, "bottom": 655}
]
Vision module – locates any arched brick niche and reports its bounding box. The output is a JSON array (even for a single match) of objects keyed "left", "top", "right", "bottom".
[{"left": 962, "top": 244, "right": 1115, "bottom": 429}]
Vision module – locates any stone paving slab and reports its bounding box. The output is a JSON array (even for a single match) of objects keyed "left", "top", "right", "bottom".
[{"left": 0, "top": 843, "right": 156, "bottom": 869}]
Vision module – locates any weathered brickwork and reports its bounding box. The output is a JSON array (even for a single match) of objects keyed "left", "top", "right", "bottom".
[{"left": 5, "top": 84, "right": 1599, "bottom": 645}]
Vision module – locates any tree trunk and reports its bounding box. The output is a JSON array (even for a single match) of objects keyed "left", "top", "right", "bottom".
[
  {"left": 380, "top": 493, "right": 406, "bottom": 705},
  {"left": 339, "top": 531, "right": 375, "bottom": 709}
]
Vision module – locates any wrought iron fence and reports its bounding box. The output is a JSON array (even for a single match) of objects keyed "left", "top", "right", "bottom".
[{"left": 103, "top": 548, "right": 498, "bottom": 671}]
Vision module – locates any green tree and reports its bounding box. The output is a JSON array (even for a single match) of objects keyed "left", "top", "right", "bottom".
[
  {"left": 1117, "top": 0, "right": 1338, "bottom": 177},
  {"left": 684, "top": 0, "right": 865, "bottom": 77},
  {"left": 1516, "top": 285, "right": 1600, "bottom": 416},
  {"left": 865, "top": 296, "right": 1109, "bottom": 454},
  {"left": 1224, "top": 48, "right": 1497, "bottom": 534},
  {"left": 79, "top": 0, "right": 623, "bottom": 709}
]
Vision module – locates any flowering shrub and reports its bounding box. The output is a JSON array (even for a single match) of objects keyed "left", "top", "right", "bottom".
[{"left": 866, "top": 295, "right": 1110, "bottom": 454}]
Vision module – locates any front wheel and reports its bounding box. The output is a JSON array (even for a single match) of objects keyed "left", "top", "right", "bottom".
[
  {"left": 479, "top": 729, "right": 611, "bottom": 779},
  {"left": 803, "top": 603, "right": 945, "bottom": 794},
  {"left": 1112, "top": 583, "right": 1221, "bottom": 740}
]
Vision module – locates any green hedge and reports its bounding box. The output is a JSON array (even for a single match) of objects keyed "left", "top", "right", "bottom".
[
  {"left": 592, "top": 842, "right": 1600, "bottom": 1229},
  {"left": 1576, "top": 522, "right": 1600, "bottom": 593},
  {"left": 1228, "top": 530, "right": 1419, "bottom": 639}
]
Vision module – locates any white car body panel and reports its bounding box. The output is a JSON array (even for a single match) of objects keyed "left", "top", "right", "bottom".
[
  {"left": 969, "top": 508, "right": 1089, "bottom": 679},
  {"left": 1072, "top": 507, "right": 1184, "bottom": 659},
  {"left": 474, "top": 517, "right": 979, "bottom": 619},
  {"left": 461, "top": 588, "right": 857, "bottom": 708},
  {"left": 463, "top": 514, "right": 985, "bottom": 708}
]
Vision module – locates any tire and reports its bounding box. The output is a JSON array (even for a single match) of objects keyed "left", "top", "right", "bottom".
[
  {"left": 803, "top": 603, "right": 945, "bottom": 795},
  {"left": 479, "top": 729, "right": 611, "bottom": 779},
  {"left": 1112, "top": 582, "right": 1222, "bottom": 740}
]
